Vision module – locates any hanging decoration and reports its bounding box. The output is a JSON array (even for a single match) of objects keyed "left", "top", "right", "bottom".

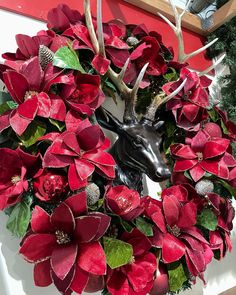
[{"left": 0, "top": 1, "right": 235, "bottom": 295}]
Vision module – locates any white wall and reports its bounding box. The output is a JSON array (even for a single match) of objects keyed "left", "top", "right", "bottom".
[{"left": 0, "top": 7, "right": 235, "bottom": 295}]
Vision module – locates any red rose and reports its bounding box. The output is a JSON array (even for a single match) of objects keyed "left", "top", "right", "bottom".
[
  {"left": 106, "top": 185, "right": 144, "bottom": 220},
  {"left": 33, "top": 170, "right": 68, "bottom": 201}
]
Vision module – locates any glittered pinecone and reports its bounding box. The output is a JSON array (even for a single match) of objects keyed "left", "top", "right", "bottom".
[
  {"left": 39, "top": 45, "right": 54, "bottom": 69},
  {"left": 195, "top": 179, "right": 214, "bottom": 196},
  {"left": 126, "top": 36, "right": 139, "bottom": 46},
  {"left": 85, "top": 183, "right": 100, "bottom": 206}
]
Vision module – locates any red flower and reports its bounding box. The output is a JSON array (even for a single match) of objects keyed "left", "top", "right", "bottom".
[
  {"left": 60, "top": 72, "right": 105, "bottom": 116},
  {"left": 20, "top": 193, "right": 110, "bottom": 294},
  {"left": 107, "top": 229, "right": 157, "bottom": 295},
  {"left": 215, "top": 107, "right": 236, "bottom": 141},
  {"left": 171, "top": 129, "right": 231, "bottom": 182},
  {"left": 0, "top": 148, "right": 40, "bottom": 210},
  {"left": 47, "top": 4, "right": 82, "bottom": 32},
  {"left": 106, "top": 185, "right": 144, "bottom": 220},
  {"left": 142, "top": 185, "right": 213, "bottom": 279},
  {"left": 33, "top": 169, "right": 69, "bottom": 202},
  {"left": 1, "top": 57, "right": 70, "bottom": 135},
  {"left": 43, "top": 119, "right": 115, "bottom": 190},
  {"left": 163, "top": 68, "right": 211, "bottom": 131}
]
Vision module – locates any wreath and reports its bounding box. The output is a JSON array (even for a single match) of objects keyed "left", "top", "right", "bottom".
[{"left": 0, "top": 1, "right": 235, "bottom": 295}]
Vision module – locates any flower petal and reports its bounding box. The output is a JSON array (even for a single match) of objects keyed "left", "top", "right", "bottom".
[
  {"left": 77, "top": 242, "right": 106, "bottom": 275},
  {"left": 163, "top": 195, "right": 180, "bottom": 227},
  {"left": 51, "top": 202, "right": 75, "bottom": 234},
  {"left": 190, "top": 164, "right": 205, "bottom": 182},
  {"left": 20, "top": 233, "right": 57, "bottom": 262},
  {"left": 107, "top": 270, "right": 129, "bottom": 295},
  {"left": 88, "top": 212, "right": 111, "bottom": 240},
  {"left": 68, "top": 163, "right": 87, "bottom": 190},
  {"left": 174, "top": 159, "right": 197, "bottom": 172},
  {"left": 74, "top": 216, "right": 100, "bottom": 242},
  {"left": 162, "top": 233, "right": 185, "bottom": 263},
  {"left": 178, "top": 202, "right": 197, "bottom": 228},
  {"left": 51, "top": 266, "right": 75, "bottom": 295},
  {"left": 74, "top": 158, "right": 95, "bottom": 181},
  {"left": 70, "top": 266, "right": 89, "bottom": 294},
  {"left": 31, "top": 206, "right": 52, "bottom": 233},
  {"left": 51, "top": 243, "right": 78, "bottom": 280},
  {"left": 34, "top": 259, "right": 52, "bottom": 287},
  {"left": 203, "top": 139, "right": 230, "bottom": 159},
  {"left": 17, "top": 96, "right": 38, "bottom": 120},
  {"left": 9, "top": 109, "right": 31, "bottom": 136},
  {"left": 65, "top": 192, "right": 87, "bottom": 217}
]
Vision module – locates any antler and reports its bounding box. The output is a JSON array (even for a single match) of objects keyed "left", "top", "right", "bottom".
[
  {"left": 84, "top": 0, "right": 148, "bottom": 123},
  {"left": 144, "top": 78, "right": 187, "bottom": 121},
  {"left": 157, "top": 0, "right": 218, "bottom": 63}
]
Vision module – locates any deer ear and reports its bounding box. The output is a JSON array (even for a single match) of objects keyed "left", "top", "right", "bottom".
[
  {"left": 154, "top": 121, "right": 165, "bottom": 130},
  {"left": 95, "top": 107, "right": 123, "bottom": 134}
]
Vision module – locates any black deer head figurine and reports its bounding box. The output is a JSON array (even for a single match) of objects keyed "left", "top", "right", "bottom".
[{"left": 84, "top": 0, "right": 187, "bottom": 192}]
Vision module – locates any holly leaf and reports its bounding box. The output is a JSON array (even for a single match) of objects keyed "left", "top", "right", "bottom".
[
  {"left": 168, "top": 262, "right": 187, "bottom": 292},
  {"left": 103, "top": 237, "right": 133, "bottom": 269},
  {"left": 6, "top": 197, "right": 32, "bottom": 238},
  {"left": 49, "top": 118, "right": 65, "bottom": 131},
  {"left": 136, "top": 217, "right": 153, "bottom": 236},
  {"left": 120, "top": 219, "right": 133, "bottom": 233},
  {"left": 0, "top": 101, "right": 18, "bottom": 115},
  {"left": 19, "top": 121, "right": 46, "bottom": 148},
  {"left": 197, "top": 208, "right": 218, "bottom": 231},
  {"left": 53, "top": 46, "right": 85, "bottom": 72}
]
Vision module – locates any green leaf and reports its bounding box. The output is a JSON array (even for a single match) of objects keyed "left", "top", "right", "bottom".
[
  {"left": 49, "top": 118, "right": 65, "bottom": 131},
  {"left": 19, "top": 121, "right": 46, "bottom": 148},
  {"left": 120, "top": 219, "right": 133, "bottom": 232},
  {"left": 0, "top": 91, "right": 12, "bottom": 104},
  {"left": 218, "top": 179, "right": 236, "bottom": 198},
  {"left": 168, "top": 262, "right": 187, "bottom": 292},
  {"left": 6, "top": 198, "right": 32, "bottom": 237},
  {"left": 197, "top": 208, "right": 218, "bottom": 231},
  {"left": 0, "top": 101, "right": 18, "bottom": 115},
  {"left": 220, "top": 120, "right": 230, "bottom": 135},
  {"left": 53, "top": 46, "right": 85, "bottom": 72},
  {"left": 184, "top": 170, "right": 193, "bottom": 181},
  {"left": 208, "top": 109, "right": 218, "bottom": 122},
  {"left": 136, "top": 217, "right": 153, "bottom": 236},
  {"left": 164, "top": 67, "right": 178, "bottom": 82},
  {"left": 103, "top": 237, "right": 133, "bottom": 269}
]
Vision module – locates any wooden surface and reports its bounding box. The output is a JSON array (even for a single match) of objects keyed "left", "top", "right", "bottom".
[{"left": 219, "top": 286, "right": 236, "bottom": 295}]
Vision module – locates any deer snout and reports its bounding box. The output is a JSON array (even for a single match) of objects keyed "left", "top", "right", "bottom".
[{"left": 155, "top": 167, "right": 171, "bottom": 180}]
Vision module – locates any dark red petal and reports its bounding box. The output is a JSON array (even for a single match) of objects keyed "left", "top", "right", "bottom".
[
  {"left": 190, "top": 165, "right": 205, "bottom": 182},
  {"left": 89, "top": 212, "right": 111, "bottom": 240},
  {"left": 74, "top": 216, "right": 100, "bottom": 242},
  {"left": 20, "top": 57, "right": 43, "bottom": 90},
  {"left": 0, "top": 110, "right": 10, "bottom": 132},
  {"left": 63, "top": 132, "right": 81, "bottom": 154},
  {"left": 19, "top": 233, "right": 57, "bottom": 262},
  {"left": 34, "top": 259, "right": 52, "bottom": 287},
  {"left": 74, "top": 158, "right": 95, "bottom": 181},
  {"left": 174, "top": 160, "right": 197, "bottom": 172},
  {"left": 163, "top": 195, "right": 180, "bottom": 227},
  {"left": 77, "top": 125, "right": 102, "bottom": 151},
  {"left": 191, "top": 130, "right": 209, "bottom": 153},
  {"left": 162, "top": 233, "right": 185, "bottom": 263},
  {"left": 49, "top": 94, "right": 66, "bottom": 121},
  {"left": 178, "top": 202, "right": 197, "bottom": 228},
  {"left": 17, "top": 96, "right": 38, "bottom": 120},
  {"left": 70, "top": 266, "right": 89, "bottom": 294},
  {"left": 68, "top": 163, "right": 87, "bottom": 190},
  {"left": 51, "top": 266, "right": 75, "bottom": 295},
  {"left": 91, "top": 54, "right": 111, "bottom": 75},
  {"left": 107, "top": 271, "right": 129, "bottom": 295},
  {"left": 51, "top": 202, "right": 75, "bottom": 234},
  {"left": 162, "top": 185, "right": 188, "bottom": 202},
  {"left": 31, "top": 206, "right": 52, "bottom": 233},
  {"left": 65, "top": 192, "right": 87, "bottom": 217},
  {"left": 37, "top": 92, "right": 51, "bottom": 118},
  {"left": 65, "top": 110, "right": 83, "bottom": 132},
  {"left": 9, "top": 109, "right": 31, "bottom": 136},
  {"left": 203, "top": 139, "right": 230, "bottom": 159},
  {"left": 151, "top": 209, "right": 167, "bottom": 233},
  {"left": 77, "top": 242, "right": 106, "bottom": 275},
  {"left": 51, "top": 243, "right": 78, "bottom": 280},
  {"left": 180, "top": 234, "right": 204, "bottom": 252},
  {"left": 182, "top": 227, "right": 209, "bottom": 244},
  {"left": 200, "top": 160, "right": 219, "bottom": 176},
  {"left": 186, "top": 248, "right": 206, "bottom": 275}
]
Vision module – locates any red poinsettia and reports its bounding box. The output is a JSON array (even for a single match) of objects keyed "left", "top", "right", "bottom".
[
  {"left": 107, "top": 229, "right": 157, "bottom": 295},
  {"left": 33, "top": 169, "right": 69, "bottom": 202},
  {"left": 0, "top": 57, "right": 70, "bottom": 135},
  {"left": 42, "top": 119, "right": 115, "bottom": 190},
  {"left": 60, "top": 72, "right": 105, "bottom": 116},
  {"left": 106, "top": 185, "right": 144, "bottom": 220},
  {"left": 171, "top": 129, "right": 231, "bottom": 182},
  {"left": 142, "top": 185, "right": 213, "bottom": 279},
  {"left": 20, "top": 192, "right": 110, "bottom": 294},
  {"left": 215, "top": 107, "right": 236, "bottom": 141},
  {"left": 163, "top": 68, "right": 211, "bottom": 131},
  {"left": 0, "top": 148, "right": 40, "bottom": 210}
]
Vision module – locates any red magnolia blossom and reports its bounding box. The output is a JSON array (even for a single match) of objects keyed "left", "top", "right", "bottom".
[
  {"left": 163, "top": 68, "right": 211, "bottom": 131},
  {"left": 107, "top": 229, "right": 157, "bottom": 295},
  {"left": 0, "top": 148, "right": 40, "bottom": 210},
  {"left": 33, "top": 169, "right": 69, "bottom": 202},
  {"left": 42, "top": 119, "right": 115, "bottom": 190},
  {"left": 207, "top": 193, "right": 235, "bottom": 259},
  {"left": 60, "top": 72, "right": 105, "bottom": 116},
  {"left": 20, "top": 192, "right": 110, "bottom": 294},
  {"left": 142, "top": 185, "right": 213, "bottom": 279},
  {"left": 0, "top": 57, "right": 70, "bottom": 135},
  {"left": 106, "top": 185, "right": 144, "bottom": 220},
  {"left": 171, "top": 129, "right": 231, "bottom": 182}
]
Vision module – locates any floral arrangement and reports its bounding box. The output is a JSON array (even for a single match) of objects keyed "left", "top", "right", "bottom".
[{"left": 0, "top": 1, "right": 235, "bottom": 295}]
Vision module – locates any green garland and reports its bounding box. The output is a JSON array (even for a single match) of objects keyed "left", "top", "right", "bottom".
[{"left": 207, "top": 0, "right": 236, "bottom": 123}]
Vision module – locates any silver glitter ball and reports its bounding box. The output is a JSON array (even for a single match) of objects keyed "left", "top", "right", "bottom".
[
  {"left": 126, "top": 36, "right": 139, "bottom": 46},
  {"left": 195, "top": 179, "right": 214, "bottom": 196},
  {"left": 39, "top": 45, "right": 54, "bottom": 70},
  {"left": 85, "top": 183, "right": 100, "bottom": 206}
]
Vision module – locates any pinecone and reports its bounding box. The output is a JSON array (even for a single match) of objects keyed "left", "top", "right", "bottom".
[
  {"left": 39, "top": 45, "right": 54, "bottom": 69},
  {"left": 195, "top": 179, "right": 214, "bottom": 196},
  {"left": 85, "top": 183, "right": 100, "bottom": 206}
]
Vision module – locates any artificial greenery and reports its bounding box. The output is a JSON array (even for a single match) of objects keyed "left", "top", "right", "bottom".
[{"left": 207, "top": 3, "right": 236, "bottom": 123}]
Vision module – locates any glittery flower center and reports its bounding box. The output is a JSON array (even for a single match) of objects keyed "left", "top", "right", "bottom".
[
  {"left": 11, "top": 175, "right": 21, "bottom": 184},
  {"left": 55, "top": 230, "right": 71, "bottom": 245},
  {"left": 196, "top": 152, "right": 203, "bottom": 162},
  {"left": 24, "top": 91, "right": 38, "bottom": 100},
  {"left": 167, "top": 224, "right": 181, "bottom": 237}
]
